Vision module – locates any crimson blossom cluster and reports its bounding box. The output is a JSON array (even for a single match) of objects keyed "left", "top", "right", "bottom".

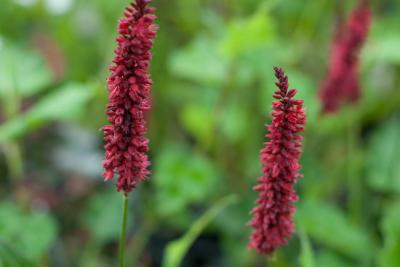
[
  {"left": 103, "top": 0, "right": 157, "bottom": 193},
  {"left": 319, "top": 0, "right": 372, "bottom": 113},
  {"left": 248, "top": 67, "right": 306, "bottom": 254}
]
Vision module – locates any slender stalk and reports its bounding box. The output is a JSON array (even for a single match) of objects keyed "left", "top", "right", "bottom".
[
  {"left": 347, "top": 120, "right": 362, "bottom": 224},
  {"left": 3, "top": 142, "right": 24, "bottom": 181},
  {"left": 119, "top": 193, "right": 129, "bottom": 267},
  {"left": 266, "top": 253, "right": 278, "bottom": 267},
  {"left": 1, "top": 61, "right": 24, "bottom": 182}
]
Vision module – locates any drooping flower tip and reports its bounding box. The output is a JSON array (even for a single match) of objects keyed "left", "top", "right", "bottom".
[
  {"left": 248, "top": 67, "right": 306, "bottom": 254},
  {"left": 103, "top": 0, "right": 157, "bottom": 193}
]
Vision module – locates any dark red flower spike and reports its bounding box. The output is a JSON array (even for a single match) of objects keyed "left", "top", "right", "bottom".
[
  {"left": 249, "top": 67, "right": 306, "bottom": 254},
  {"left": 319, "top": 0, "right": 372, "bottom": 113},
  {"left": 103, "top": 0, "right": 157, "bottom": 193}
]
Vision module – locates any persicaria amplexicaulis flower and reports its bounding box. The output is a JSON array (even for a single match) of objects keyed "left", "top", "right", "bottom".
[
  {"left": 249, "top": 67, "right": 306, "bottom": 254},
  {"left": 103, "top": 0, "right": 157, "bottom": 193},
  {"left": 319, "top": 0, "right": 371, "bottom": 113}
]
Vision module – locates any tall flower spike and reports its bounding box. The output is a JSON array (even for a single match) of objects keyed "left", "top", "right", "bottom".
[
  {"left": 103, "top": 0, "right": 157, "bottom": 193},
  {"left": 249, "top": 67, "right": 306, "bottom": 254},
  {"left": 319, "top": 0, "right": 372, "bottom": 113}
]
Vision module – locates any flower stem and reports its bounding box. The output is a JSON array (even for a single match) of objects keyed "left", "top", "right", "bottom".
[
  {"left": 2, "top": 141, "right": 24, "bottom": 181},
  {"left": 266, "top": 253, "right": 278, "bottom": 267},
  {"left": 119, "top": 193, "right": 129, "bottom": 267},
  {"left": 347, "top": 120, "right": 362, "bottom": 224}
]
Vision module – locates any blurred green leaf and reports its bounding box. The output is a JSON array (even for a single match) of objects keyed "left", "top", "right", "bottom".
[
  {"left": 82, "top": 189, "right": 123, "bottom": 242},
  {"left": 288, "top": 70, "right": 319, "bottom": 126},
  {"left": 366, "top": 36, "right": 400, "bottom": 64},
  {"left": 0, "top": 202, "right": 57, "bottom": 262},
  {"left": 169, "top": 37, "right": 228, "bottom": 85},
  {"left": 28, "top": 83, "right": 92, "bottom": 121},
  {"left": 220, "top": 102, "right": 248, "bottom": 143},
  {"left": 0, "top": 240, "right": 38, "bottom": 267},
  {"left": 0, "top": 117, "right": 27, "bottom": 142},
  {"left": 364, "top": 23, "right": 400, "bottom": 65},
  {"left": 367, "top": 117, "right": 400, "bottom": 193},
  {"left": 174, "top": 0, "right": 201, "bottom": 34},
  {"left": 163, "top": 195, "right": 237, "bottom": 267},
  {"left": 219, "top": 2, "right": 275, "bottom": 58},
  {"left": 180, "top": 103, "right": 214, "bottom": 147},
  {"left": 0, "top": 83, "right": 92, "bottom": 141},
  {"left": 0, "top": 42, "right": 52, "bottom": 98},
  {"left": 154, "top": 144, "right": 221, "bottom": 217},
  {"left": 299, "top": 231, "right": 316, "bottom": 267},
  {"left": 296, "top": 200, "right": 374, "bottom": 260},
  {"left": 315, "top": 250, "right": 353, "bottom": 267},
  {"left": 378, "top": 201, "right": 400, "bottom": 267}
]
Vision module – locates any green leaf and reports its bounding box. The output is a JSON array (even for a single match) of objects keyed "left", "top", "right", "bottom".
[
  {"left": 378, "top": 201, "right": 400, "bottom": 267},
  {"left": 27, "top": 83, "right": 92, "bottom": 121},
  {"left": 180, "top": 103, "right": 214, "bottom": 147},
  {"left": 364, "top": 23, "right": 400, "bottom": 65},
  {"left": 219, "top": 2, "right": 276, "bottom": 58},
  {"left": 20, "top": 213, "right": 57, "bottom": 260},
  {"left": 169, "top": 37, "right": 228, "bottom": 85},
  {"left": 296, "top": 200, "right": 374, "bottom": 260},
  {"left": 0, "top": 202, "right": 57, "bottom": 262},
  {"left": 367, "top": 117, "right": 400, "bottom": 193},
  {"left": 162, "top": 195, "right": 237, "bottom": 267},
  {"left": 0, "top": 42, "right": 52, "bottom": 98},
  {"left": 82, "top": 189, "right": 124, "bottom": 242},
  {"left": 154, "top": 144, "right": 221, "bottom": 217},
  {"left": 286, "top": 70, "right": 320, "bottom": 126},
  {"left": 315, "top": 251, "right": 353, "bottom": 267},
  {"left": 0, "top": 83, "right": 92, "bottom": 141},
  {"left": 0, "top": 117, "right": 28, "bottom": 142},
  {"left": 220, "top": 102, "right": 248, "bottom": 143},
  {"left": 299, "top": 231, "right": 316, "bottom": 267},
  {"left": 0, "top": 240, "right": 38, "bottom": 267}
]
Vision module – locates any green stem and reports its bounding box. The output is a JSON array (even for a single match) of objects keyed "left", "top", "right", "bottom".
[
  {"left": 1, "top": 60, "right": 24, "bottom": 182},
  {"left": 347, "top": 120, "right": 362, "bottom": 224},
  {"left": 3, "top": 141, "right": 24, "bottom": 180},
  {"left": 119, "top": 193, "right": 129, "bottom": 267},
  {"left": 266, "top": 252, "right": 278, "bottom": 267}
]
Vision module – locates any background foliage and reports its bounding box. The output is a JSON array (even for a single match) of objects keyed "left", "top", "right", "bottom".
[{"left": 0, "top": 0, "right": 400, "bottom": 266}]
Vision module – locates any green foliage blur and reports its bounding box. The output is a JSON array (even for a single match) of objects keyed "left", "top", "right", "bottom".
[{"left": 0, "top": 0, "right": 400, "bottom": 266}]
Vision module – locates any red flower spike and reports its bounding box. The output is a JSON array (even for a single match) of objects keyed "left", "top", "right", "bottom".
[
  {"left": 319, "top": 0, "right": 372, "bottom": 113},
  {"left": 103, "top": 0, "right": 157, "bottom": 193},
  {"left": 248, "top": 67, "right": 306, "bottom": 254}
]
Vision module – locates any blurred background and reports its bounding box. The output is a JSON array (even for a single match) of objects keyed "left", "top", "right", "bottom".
[{"left": 0, "top": 0, "right": 400, "bottom": 266}]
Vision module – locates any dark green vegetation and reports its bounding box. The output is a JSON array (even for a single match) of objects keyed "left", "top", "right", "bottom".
[{"left": 0, "top": 0, "right": 400, "bottom": 266}]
